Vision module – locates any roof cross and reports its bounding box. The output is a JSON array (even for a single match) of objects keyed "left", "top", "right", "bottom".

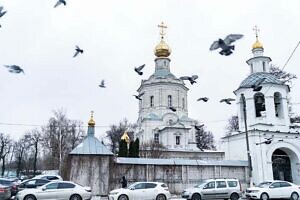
[
  {"left": 158, "top": 22, "right": 167, "bottom": 39},
  {"left": 253, "top": 25, "right": 260, "bottom": 38}
]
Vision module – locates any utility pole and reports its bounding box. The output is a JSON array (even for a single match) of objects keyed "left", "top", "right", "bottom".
[{"left": 241, "top": 94, "right": 253, "bottom": 186}]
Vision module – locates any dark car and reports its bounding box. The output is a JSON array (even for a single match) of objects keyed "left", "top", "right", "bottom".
[
  {"left": 0, "top": 178, "right": 18, "bottom": 196},
  {"left": 0, "top": 184, "right": 11, "bottom": 200},
  {"left": 18, "top": 178, "right": 50, "bottom": 191}
]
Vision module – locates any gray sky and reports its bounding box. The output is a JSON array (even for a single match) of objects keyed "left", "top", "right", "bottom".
[{"left": 1, "top": 0, "right": 300, "bottom": 146}]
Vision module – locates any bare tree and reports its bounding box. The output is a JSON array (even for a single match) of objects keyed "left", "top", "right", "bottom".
[
  {"left": 42, "top": 109, "right": 84, "bottom": 174},
  {"left": 0, "top": 133, "right": 12, "bottom": 176},
  {"left": 25, "top": 129, "right": 42, "bottom": 176},
  {"left": 139, "top": 140, "right": 166, "bottom": 158},
  {"left": 195, "top": 126, "right": 216, "bottom": 151},
  {"left": 14, "top": 136, "right": 31, "bottom": 177},
  {"left": 270, "top": 65, "right": 297, "bottom": 84},
  {"left": 225, "top": 115, "right": 239, "bottom": 135},
  {"left": 106, "top": 119, "right": 136, "bottom": 154}
]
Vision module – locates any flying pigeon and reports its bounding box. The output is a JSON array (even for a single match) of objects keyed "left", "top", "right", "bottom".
[
  {"left": 197, "top": 97, "right": 209, "bottom": 102},
  {"left": 209, "top": 34, "right": 243, "bottom": 56},
  {"left": 251, "top": 78, "right": 266, "bottom": 92},
  {"left": 194, "top": 124, "right": 204, "bottom": 130},
  {"left": 0, "top": 6, "right": 7, "bottom": 18},
  {"left": 4, "top": 65, "right": 24, "bottom": 74},
  {"left": 54, "top": 0, "right": 66, "bottom": 8},
  {"left": 133, "top": 92, "right": 145, "bottom": 100},
  {"left": 220, "top": 98, "right": 235, "bottom": 105},
  {"left": 169, "top": 106, "right": 177, "bottom": 112},
  {"left": 73, "top": 46, "right": 83, "bottom": 57},
  {"left": 99, "top": 80, "right": 105, "bottom": 88},
  {"left": 179, "top": 75, "right": 198, "bottom": 85},
  {"left": 134, "top": 64, "right": 145, "bottom": 76}
]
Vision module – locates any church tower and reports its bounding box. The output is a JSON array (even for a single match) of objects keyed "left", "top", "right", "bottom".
[
  {"left": 134, "top": 22, "right": 198, "bottom": 152},
  {"left": 221, "top": 27, "right": 300, "bottom": 185}
]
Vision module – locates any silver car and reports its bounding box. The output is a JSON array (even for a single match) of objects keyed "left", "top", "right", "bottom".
[
  {"left": 0, "top": 184, "right": 11, "bottom": 200},
  {"left": 15, "top": 181, "right": 92, "bottom": 200}
]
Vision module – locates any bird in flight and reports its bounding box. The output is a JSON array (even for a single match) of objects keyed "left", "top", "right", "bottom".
[
  {"left": 99, "top": 80, "right": 105, "bottom": 88},
  {"left": 4, "top": 65, "right": 24, "bottom": 74},
  {"left": 169, "top": 106, "right": 177, "bottom": 112},
  {"left": 54, "top": 0, "right": 66, "bottom": 8},
  {"left": 134, "top": 64, "right": 145, "bottom": 76},
  {"left": 133, "top": 92, "right": 145, "bottom": 100},
  {"left": 0, "top": 6, "right": 7, "bottom": 18},
  {"left": 251, "top": 78, "right": 266, "bottom": 92},
  {"left": 220, "top": 98, "right": 235, "bottom": 105},
  {"left": 179, "top": 75, "right": 198, "bottom": 85},
  {"left": 194, "top": 124, "right": 204, "bottom": 130},
  {"left": 209, "top": 34, "right": 243, "bottom": 56},
  {"left": 73, "top": 46, "right": 83, "bottom": 57},
  {"left": 197, "top": 97, "right": 209, "bottom": 102}
]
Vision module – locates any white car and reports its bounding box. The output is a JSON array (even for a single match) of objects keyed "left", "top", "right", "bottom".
[
  {"left": 15, "top": 181, "right": 92, "bottom": 200},
  {"left": 32, "top": 174, "right": 63, "bottom": 181},
  {"left": 108, "top": 182, "right": 171, "bottom": 200},
  {"left": 246, "top": 180, "right": 300, "bottom": 200}
]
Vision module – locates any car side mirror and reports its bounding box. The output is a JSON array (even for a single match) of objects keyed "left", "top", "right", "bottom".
[
  {"left": 269, "top": 185, "right": 274, "bottom": 189},
  {"left": 130, "top": 187, "right": 135, "bottom": 190},
  {"left": 42, "top": 187, "right": 46, "bottom": 191}
]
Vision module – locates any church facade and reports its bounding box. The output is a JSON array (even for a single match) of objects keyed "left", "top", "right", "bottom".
[
  {"left": 134, "top": 23, "right": 199, "bottom": 152},
  {"left": 221, "top": 34, "right": 300, "bottom": 185}
]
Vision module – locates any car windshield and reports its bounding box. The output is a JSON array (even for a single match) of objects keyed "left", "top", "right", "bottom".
[
  {"left": 194, "top": 180, "right": 208, "bottom": 188},
  {"left": 127, "top": 183, "right": 138, "bottom": 189},
  {"left": 258, "top": 182, "right": 272, "bottom": 188}
]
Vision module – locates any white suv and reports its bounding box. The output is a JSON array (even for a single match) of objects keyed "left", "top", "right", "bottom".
[{"left": 182, "top": 178, "right": 242, "bottom": 200}]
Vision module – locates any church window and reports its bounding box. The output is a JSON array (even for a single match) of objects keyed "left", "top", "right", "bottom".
[
  {"left": 154, "top": 133, "right": 159, "bottom": 144},
  {"left": 176, "top": 136, "right": 180, "bottom": 145},
  {"left": 182, "top": 98, "right": 185, "bottom": 109},
  {"left": 254, "top": 93, "right": 266, "bottom": 117},
  {"left": 274, "top": 92, "right": 283, "bottom": 118},
  {"left": 168, "top": 95, "right": 172, "bottom": 107},
  {"left": 263, "top": 61, "right": 266, "bottom": 71},
  {"left": 251, "top": 64, "right": 253, "bottom": 73},
  {"left": 150, "top": 96, "right": 154, "bottom": 107}
]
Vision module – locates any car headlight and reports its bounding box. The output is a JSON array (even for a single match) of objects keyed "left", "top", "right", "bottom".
[{"left": 109, "top": 192, "right": 119, "bottom": 195}]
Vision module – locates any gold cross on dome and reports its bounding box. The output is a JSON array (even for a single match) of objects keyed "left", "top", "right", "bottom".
[
  {"left": 90, "top": 110, "right": 94, "bottom": 118},
  {"left": 158, "top": 22, "right": 167, "bottom": 39},
  {"left": 253, "top": 25, "right": 260, "bottom": 38}
]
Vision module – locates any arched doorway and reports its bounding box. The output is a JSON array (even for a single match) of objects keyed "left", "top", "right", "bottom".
[{"left": 272, "top": 149, "right": 292, "bottom": 182}]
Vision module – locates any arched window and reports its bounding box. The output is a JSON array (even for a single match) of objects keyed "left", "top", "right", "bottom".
[
  {"left": 254, "top": 93, "right": 266, "bottom": 117},
  {"left": 274, "top": 92, "right": 283, "bottom": 118},
  {"left": 168, "top": 95, "right": 172, "bottom": 107},
  {"left": 150, "top": 96, "right": 154, "bottom": 107},
  {"left": 176, "top": 136, "right": 180, "bottom": 145},
  {"left": 263, "top": 61, "right": 266, "bottom": 71},
  {"left": 182, "top": 98, "right": 185, "bottom": 109},
  {"left": 154, "top": 133, "right": 159, "bottom": 144}
]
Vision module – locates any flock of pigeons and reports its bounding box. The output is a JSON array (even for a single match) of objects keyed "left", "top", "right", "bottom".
[{"left": 1, "top": 3, "right": 266, "bottom": 130}]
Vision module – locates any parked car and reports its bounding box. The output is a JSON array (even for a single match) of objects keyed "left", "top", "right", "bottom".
[
  {"left": 108, "top": 182, "right": 171, "bottom": 200},
  {"left": 15, "top": 181, "right": 92, "bottom": 200},
  {"left": 181, "top": 178, "right": 242, "bottom": 200},
  {"left": 0, "top": 184, "right": 11, "bottom": 200},
  {"left": 0, "top": 177, "right": 19, "bottom": 196},
  {"left": 18, "top": 178, "right": 51, "bottom": 192},
  {"left": 245, "top": 180, "right": 300, "bottom": 200},
  {"left": 32, "top": 174, "right": 63, "bottom": 181}
]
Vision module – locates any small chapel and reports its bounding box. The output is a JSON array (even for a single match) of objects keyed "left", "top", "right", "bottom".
[{"left": 220, "top": 29, "right": 300, "bottom": 185}]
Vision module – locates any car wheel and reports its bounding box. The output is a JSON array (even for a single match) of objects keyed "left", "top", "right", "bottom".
[
  {"left": 192, "top": 193, "right": 201, "bottom": 200},
  {"left": 260, "top": 193, "right": 269, "bottom": 200},
  {"left": 230, "top": 193, "right": 239, "bottom": 200},
  {"left": 291, "top": 192, "right": 299, "bottom": 200},
  {"left": 118, "top": 194, "right": 129, "bottom": 200},
  {"left": 156, "top": 194, "right": 166, "bottom": 200},
  {"left": 24, "top": 195, "right": 37, "bottom": 200},
  {"left": 70, "top": 194, "right": 82, "bottom": 200}
]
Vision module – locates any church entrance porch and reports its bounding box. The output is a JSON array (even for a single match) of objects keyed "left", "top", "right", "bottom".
[
  {"left": 271, "top": 147, "right": 300, "bottom": 184},
  {"left": 272, "top": 149, "right": 292, "bottom": 182}
]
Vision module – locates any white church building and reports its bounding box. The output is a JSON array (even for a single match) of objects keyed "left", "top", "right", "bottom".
[
  {"left": 134, "top": 23, "right": 200, "bottom": 153},
  {"left": 221, "top": 34, "right": 300, "bottom": 185}
]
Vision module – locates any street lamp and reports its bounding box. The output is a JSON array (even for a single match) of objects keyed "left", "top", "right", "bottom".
[{"left": 241, "top": 93, "right": 253, "bottom": 186}]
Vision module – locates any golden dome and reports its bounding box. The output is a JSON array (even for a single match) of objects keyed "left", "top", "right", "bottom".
[
  {"left": 121, "top": 131, "right": 130, "bottom": 143},
  {"left": 88, "top": 111, "right": 95, "bottom": 126},
  {"left": 252, "top": 39, "right": 263, "bottom": 49},
  {"left": 154, "top": 39, "right": 171, "bottom": 57}
]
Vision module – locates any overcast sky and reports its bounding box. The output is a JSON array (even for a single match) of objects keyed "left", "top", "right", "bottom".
[{"left": 0, "top": 0, "right": 300, "bottom": 146}]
